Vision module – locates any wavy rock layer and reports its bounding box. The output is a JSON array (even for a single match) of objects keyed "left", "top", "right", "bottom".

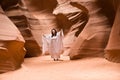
[
  {"left": 0, "top": 0, "right": 120, "bottom": 74},
  {"left": 3, "top": 0, "right": 41, "bottom": 57},
  {"left": 24, "top": 0, "right": 58, "bottom": 46},
  {"left": 53, "top": 0, "right": 89, "bottom": 55},
  {"left": 68, "top": 0, "right": 114, "bottom": 59},
  {"left": 105, "top": 0, "right": 120, "bottom": 63},
  {"left": 0, "top": 6, "right": 25, "bottom": 73}
]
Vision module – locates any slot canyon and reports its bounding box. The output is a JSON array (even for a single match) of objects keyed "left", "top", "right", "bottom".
[{"left": 0, "top": 0, "right": 120, "bottom": 80}]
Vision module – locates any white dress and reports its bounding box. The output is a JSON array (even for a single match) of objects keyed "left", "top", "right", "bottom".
[{"left": 42, "top": 30, "right": 63, "bottom": 59}]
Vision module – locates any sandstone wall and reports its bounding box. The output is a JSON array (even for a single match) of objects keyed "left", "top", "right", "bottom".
[
  {"left": 0, "top": 5, "right": 25, "bottom": 73},
  {"left": 105, "top": 0, "right": 120, "bottom": 63},
  {"left": 68, "top": 0, "right": 114, "bottom": 59},
  {"left": 0, "top": 0, "right": 120, "bottom": 73},
  {"left": 1, "top": 0, "right": 42, "bottom": 57},
  {"left": 24, "top": 0, "right": 58, "bottom": 46}
]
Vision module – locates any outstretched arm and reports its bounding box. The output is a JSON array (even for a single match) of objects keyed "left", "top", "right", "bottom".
[
  {"left": 60, "top": 29, "right": 64, "bottom": 37},
  {"left": 43, "top": 34, "right": 46, "bottom": 37}
]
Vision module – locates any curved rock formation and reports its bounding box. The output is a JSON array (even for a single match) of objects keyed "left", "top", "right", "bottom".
[
  {"left": 68, "top": 0, "right": 114, "bottom": 59},
  {"left": 105, "top": 0, "right": 120, "bottom": 63},
  {"left": 53, "top": 0, "right": 89, "bottom": 55},
  {"left": 0, "top": 6, "right": 25, "bottom": 73},
  {"left": 0, "top": 0, "right": 120, "bottom": 74},
  {"left": 1, "top": 0, "right": 41, "bottom": 57},
  {"left": 24, "top": 0, "right": 58, "bottom": 46}
]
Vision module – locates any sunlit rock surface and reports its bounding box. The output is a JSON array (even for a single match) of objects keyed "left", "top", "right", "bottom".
[
  {"left": 2, "top": 0, "right": 41, "bottom": 57},
  {"left": 0, "top": 0, "right": 120, "bottom": 74},
  {"left": 53, "top": 0, "right": 89, "bottom": 55},
  {"left": 0, "top": 6, "right": 25, "bottom": 73},
  {"left": 24, "top": 0, "right": 58, "bottom": 46},
  {"left": 53, "top": 0, "right": 120, "bottom": 63},
  {"left": 67, "top": 0, "right": 114, "bottom": 59}
]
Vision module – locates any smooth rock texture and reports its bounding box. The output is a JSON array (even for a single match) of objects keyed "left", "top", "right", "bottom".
[
  {"left": 68, "top": 0, "right": 114, "bottom": 59},
  {"left": 0, "top": 0, "right": 120, "bottom": 74},
  {"left": 0, "top": 6, "right": 25, "bottom": 73},
  {"left": 24, "top": 0, "right": 57, "bottom": 13},
  {"left": 53, "top": 1, "right": 89, "bottom": 55},
  {"left": 105, "top": 0, "right": 120, "bottom": 63},
  {"left": 2, "top": 0, "right": 41, "bottom": 57},
  {"left": 24, "top": 0, "right": 58, "bottom": 46}
]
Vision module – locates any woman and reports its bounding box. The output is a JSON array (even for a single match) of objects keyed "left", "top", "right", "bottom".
[{"left": 42, "top": 29, "right": 63, "bottom": 61}]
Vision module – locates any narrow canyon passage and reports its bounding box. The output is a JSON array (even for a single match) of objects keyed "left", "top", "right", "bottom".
[
  {"left": 0, "top": 55, "right": 120, "bottom": 80},
  {"left": 0, "top": 0, "right": 120, "bottom": 79}
]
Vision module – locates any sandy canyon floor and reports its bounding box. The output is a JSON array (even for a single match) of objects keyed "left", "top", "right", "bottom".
[{"left": 0, "top": 55, "right": 120, "bottom": 80}]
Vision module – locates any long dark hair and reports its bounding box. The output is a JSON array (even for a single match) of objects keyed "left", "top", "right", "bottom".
[{"left": 51, "top": 28, "right": 57, "bottom": 37}]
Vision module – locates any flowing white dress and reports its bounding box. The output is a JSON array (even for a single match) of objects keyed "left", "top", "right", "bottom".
[{"left": 42, "top": 30, "right": 63, "bottom": 59}]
